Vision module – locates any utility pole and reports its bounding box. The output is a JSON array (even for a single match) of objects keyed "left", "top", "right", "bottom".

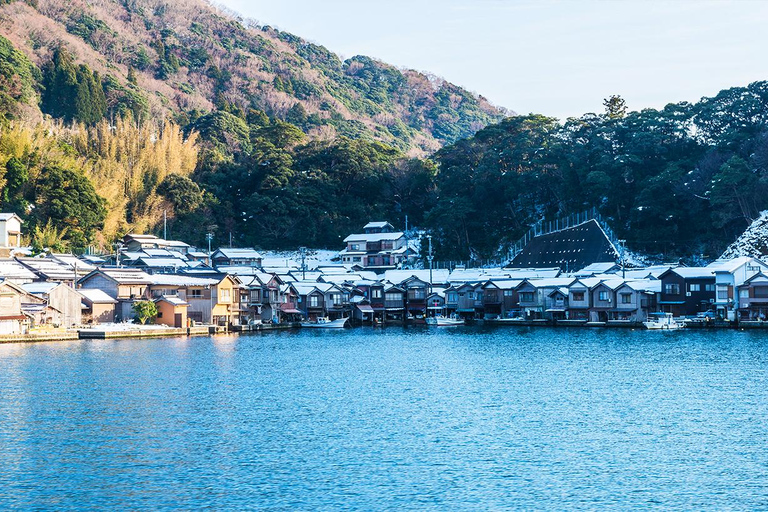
[
  {"left": 619, "top": 239, "right": 626, "bottom": 278},
  {"left": 163, "top": 209, "right": 167, "bottom": 240},
  {"left": 427, "top": 235, "right": 433, "bottom": 316},
  {"left": 299, "top": 246, "right": 307, "bottom": 280},
  {"left": 206, "top": 233, "right": 213, "bottom": 267}
]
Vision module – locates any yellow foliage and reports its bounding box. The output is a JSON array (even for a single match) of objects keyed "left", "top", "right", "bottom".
[{"left": 0, "top": 116, "right": 199, "bottom": 248}]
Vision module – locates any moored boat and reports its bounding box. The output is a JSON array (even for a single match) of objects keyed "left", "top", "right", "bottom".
[
  {"left": 426, "top": 315, "right": 465, "bottom": 326},
  {"left": 301, "top": 317, "right": 349, "bottom": 328},
  {"left": 643, "top": 312, "right": 685, "bottom": 330}
]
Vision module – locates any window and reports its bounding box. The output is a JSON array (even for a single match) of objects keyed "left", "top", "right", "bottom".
[
  {"left": 598, "top": 291, "right": 609, "bottom": 302},
  {"left": 408, "top": 288, "right": 425, "bottom": 300},
  {"left": 309, "top": 296, "right": 319, "bottom": 307},
  {"left": 705, "top": 284, "right": 715, "bottom": 292},
  {"left": 755, "top": 286, "right": 768, "bottom": 298},
  {"left": 664, "top": 283, "right": 680, "bottom": 295},
  {"left": 467, "top": 292, "right": 474, "bottom": 300},
  {"left": 372, "top": 289, "right": 382, "bottom": 299},
  {"left": 572, "top": 292, "right": 585, "bottom": 301},
  {"left": 189, "top": 289, "right": 203, "bottom": 298},
  {"left": 747, "top": 265, "right": 761, "bottom": 272},
  {"left": 329, "top": 294, "right": 341, "bottom": 306},
  {"left": 503, "top": 290, "right": 514, "bottom": 297},
  {"left": 717, "top": 285, "right": 729, "bottom": 300},
  {"left": 385, "top": 292, "right": 401, "bottom": 302},
  {"left": 382, "top": 256, "right": 390, "bottom": 266},
  {"left": 621, "top": 293, "right": 632, "bottom": 304},
  {"left": 220, "top": 289, "right": 230, "bottom": 302},
  {"left": 447, "top": 292, "right": 457, "bottom": 302},
  {"left": 740, "top": 289, "right": 750, "bottom": 299},
  {"left": 353, "top": 257, "right": 361, "bottom": 262},
  {"left": 689, "top": 284, "right": 700, "bottom": 292},
  {"left": 350, "top": 244, "right": 360, "bottom": 251},
  {"left": 520, "top": 292, "right": 534, "bottom": 302}
]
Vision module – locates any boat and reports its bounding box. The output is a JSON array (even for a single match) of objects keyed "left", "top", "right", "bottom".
[
  {"left": 643, "top": 312, "right": 685, "bottom": 330},
  {"left": 426, "top": 315, "right": 465, "bottom": 326},
  {"left": 301, "top": 317, "right": 349, "bottom": 328}
]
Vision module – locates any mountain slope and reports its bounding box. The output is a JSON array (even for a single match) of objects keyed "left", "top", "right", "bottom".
[{"left": 0, "top": 0, "right": 507, "bottom": 154}]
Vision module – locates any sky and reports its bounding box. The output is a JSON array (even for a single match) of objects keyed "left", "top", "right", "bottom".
[{"left": 217, "top": 0, "right": 768, "bottom": 120}]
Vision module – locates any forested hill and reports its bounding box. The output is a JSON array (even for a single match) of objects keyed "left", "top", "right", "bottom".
[
  {"left": 0, "top": 0, "right": 505, "bottom": 154},
  {"left": 429, "top": 85, "right": 768, "bottom": 262}
]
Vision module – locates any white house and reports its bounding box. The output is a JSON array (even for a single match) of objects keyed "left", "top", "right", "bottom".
[{"left": 0, "top": 213, "right": 22, "bottom": 254}]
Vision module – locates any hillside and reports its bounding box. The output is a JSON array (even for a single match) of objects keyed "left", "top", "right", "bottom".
[{"left": 0, "top": 0, "right": 506, "bottom": 155}]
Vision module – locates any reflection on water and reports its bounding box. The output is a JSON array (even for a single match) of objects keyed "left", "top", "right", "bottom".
[{"left": 1, "top": 327, "right": 768, "bottom": 509}]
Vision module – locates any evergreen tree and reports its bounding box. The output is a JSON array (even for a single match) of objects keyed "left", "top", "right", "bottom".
[{"left": 41, "top": 47, "right": 106, "bottom": 124}]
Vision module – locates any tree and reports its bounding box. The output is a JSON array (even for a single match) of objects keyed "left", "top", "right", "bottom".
[
  {"left": 603, "top": 95, "right": 627, "bottom": 119},
  {"left": 32, "top": 219, "right": 69, "bottom": 253},
  {"left": 132, "top": 300, "right": 158, "bottom": 324},
  {"left": 157, "top": 174, "right": 203, "bottom": 214},
  {"left": 40, "top": 47, "right": 106, "bottom": 124}
]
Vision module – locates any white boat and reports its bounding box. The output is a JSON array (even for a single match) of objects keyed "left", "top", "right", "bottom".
[
  {"left": 426, "top": 315, "right": 465, "bottom": 326},
  {"left": 301, "top": 317, "right": 348, "bottom": 328},
  {"left": 643, "top": 313, "right": 685, "bottom": 330}
]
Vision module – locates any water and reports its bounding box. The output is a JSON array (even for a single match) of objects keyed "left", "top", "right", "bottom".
[{"left": 1, "top": 327, "right": 768, "bottom": 510}]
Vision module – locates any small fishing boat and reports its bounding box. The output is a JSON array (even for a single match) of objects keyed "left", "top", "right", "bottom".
[
  {"left": 301, "top": 317, "right": 348, "bottom": 328},
  {"left": 643, "top": 312, "right": 685, "bottom": 330},
  {"left": 426, "top": 315, "right": 465, "bottom": 326}
]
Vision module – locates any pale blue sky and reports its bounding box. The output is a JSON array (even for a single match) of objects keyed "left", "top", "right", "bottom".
[{"left": 218, "top": 0, "right": 768, "bottom": 120}]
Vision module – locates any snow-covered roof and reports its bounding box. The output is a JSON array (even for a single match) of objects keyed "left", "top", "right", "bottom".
[
  {"left": 343, "top": 232, "right": 405, "bottom": 243},
  {"left": 364, "top": 221, "right": 392, "bottom": 229},
  {"left": 212, "top": 248, "right": 262, "bottom": 260},
  {"left": 154, "top": 295, "right": 189, "bottom": 306},
  {"left": 16, "top": 258, "right": 77, "bottom": 281},
  {"left": 78, "top": 288, "right": 117, "bottom": 304},
  {"left": 148, "top": 274, "right": 220, "bottom": 287},
  {"left": 667, "top": 267, "right": 715, "bottom": 279},
  {"left": 383, "top": 269, "right": 451, "bottom": 285},
  {"left": 88, "top": 268, "right": 153, "bottom": 284},
  {"left": 50, "top": 254, "right": 97, "bottom": 273},
  {"left": 0, "top": 213, "right": 22, "bottom": 222},
  {"left": 21, "top": 282, "right": 59, "bottom": 295},
  {"left": 708, "top": 256, "right": 767, "bottom": 273},
  {"left": 0, "top": 259, "right": 37, "bottom": 280}
]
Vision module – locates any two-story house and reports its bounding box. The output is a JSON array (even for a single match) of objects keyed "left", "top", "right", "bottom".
[
  {"left": 658, "top": 268, "right": 716, "bottom": 317},
  {"left": 708, "top": 257, "right": 768, "bottom": 320},
  {"left": 340, "top": 221, "right": 412, "bottom": 271},
  {"left": 78, "top": 268, "right": 153, "bottom": 321}
]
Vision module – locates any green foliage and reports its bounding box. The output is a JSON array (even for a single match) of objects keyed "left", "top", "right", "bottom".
[
  {"left": 0, "top": 35, "right": 39, "bottom": 118},
  {"left": 603, "top": 95, "right": 627, "bottom": 119},
  {"left": 157, "top": 174, "right": 203, "bottom": 214},
  {"left": 32, "top": 218, "right": 69, "bottom": 253},
  {"left": 40, "top": 47, "right": 106, "bottom": 124},
  {"left": 32, "top": 165, "right": 107, "bottom": 249},
  {"left": 132, "top": 300, "right": 157, "bottom": 324},
  {"left": 66, "top": 12, "right": 115, "bottom": 48},
  {"left": 102, "top": 74, "right": 148, "bottom": 122},
  {"left": 191, "top": 110, "right": 251, "bottom": 155}
]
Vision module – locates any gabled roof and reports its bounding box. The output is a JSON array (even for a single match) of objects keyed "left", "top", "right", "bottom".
[
  {"left": 343, "top": 232, "right": 405, "bottom": 243},
  {"left": 77, "top": 288, "right": 117, "bottom": 304},
  {"left": 49, "top": 254, "right": 97, "bottom": 273},
  {"left": 364, "top": 221, "right": 393, "bottom": 229},
  {"left": 16, "top": 257, "right": 77, "bottom": 281},
  {"left": 743, "top": 272, "right": 768, "bottom": 285},
  {"left": 212, "top": 248, "right": 263, "bottom": 260},
  {"left": 0, "top": 259, "right": 37, "bottom": 280},
  {"left": 0, "top": 213, "right": 22, "bottom": 222},
  {"left": 154, "top": 295, "right": 189, "bottom": 307},
  {"left": 662, "top": 267, "right": 715, "bottom": 279},
  {"left": 708, "top": 256, "right": 768, "bottom": 273},
  {"left": 82, "top": 267, "right": 153, "bottom": 285},
  {"left": 21, "top": 281, "right": 60, "bottom": 295},
  {"left": 148, "top": 274, "right": 220, "bottom": 287}
]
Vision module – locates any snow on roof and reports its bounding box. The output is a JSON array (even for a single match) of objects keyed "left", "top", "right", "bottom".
[
  {"left": 707, "top": 256, "right": 766, "bottom": 273},
  {"left": 137, "top": 257, "right": 190, "bottom": 268},
  {"left": 364, "top": 221, "right": 392, "bottom": 229},
  {"left": 574, "top": 262, "right": 620, "bottom": 275},
  {"left": 78, "top": 288, "right": 117, "bottom": 304},
  {"left": 16, "top": 258, "right": 76, "bottom": 280},
  {"left": 0, "top": 213, "right": 22, "bottom": 222},
  {"left": 21, "top": 282, "right": 59, "bottom": 295},
  {"left": 343, "top": 232, "right": 405, "bottom": 243},
  {"left": 668, "top": 267, "right": 715, "bottom": 279},
  {"left": 0, "top": 259, "right": 37, "bottom": 280},
  {"left": 484, "top": 279, "right": 524, "bottom": 289},
  {"left": 529, "top": 277, "right": 577, "bottom": 288},
  {"left": 50, "top": 254, "right": 97, "bottom": 272},
  {"left": 213, "top": 248, "right": 263, "bottom": 259},
  {"left": 503, "top": 268, "right": 562, "bottom": 279},
  {"left": 92, "top": 268, "right": 153, "bottom": 284},
  {"left": 622, "top": 279, "right": 662, "bottom": 293},
  {"left": 154, "top": 295, "right": 189, "bottom": 306},
  {"left": 383, "top": 269, "right": 451, "bottom": 285},
  {"left": 148, "top": 274, "right": 220, "bottom": 286}
]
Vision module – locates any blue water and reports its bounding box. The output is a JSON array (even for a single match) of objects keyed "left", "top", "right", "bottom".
[{"left": 1, "top": 327, "right": 768, "bottom": 510}]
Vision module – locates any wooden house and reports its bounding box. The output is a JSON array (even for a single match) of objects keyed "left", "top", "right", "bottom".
[
  {"left": 78, "top": 268, "right": 153, "bottom": 321},
  {"left": 21, "top": 282, "right": 83, "bottom": 327},
  {"left": 78, "top": 288, "right": 117, "bottom": 324},
  {"left": 154, "top": 296, "right": 189, "bottom": 327},
  {"left": 736, "top": 272, "right": 768, "bottom": 320},
  {"left": 658, "top": 268, "right": 716, "bottom": 317}
]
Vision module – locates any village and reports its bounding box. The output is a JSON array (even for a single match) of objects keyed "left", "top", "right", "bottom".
[{"left": 2, "top": 212, "right": 768, "bottom": 340}]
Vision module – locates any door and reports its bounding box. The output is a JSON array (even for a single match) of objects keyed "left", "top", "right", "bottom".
[{"left": 174, "top": 313, "right": 183, "bottom": 328}]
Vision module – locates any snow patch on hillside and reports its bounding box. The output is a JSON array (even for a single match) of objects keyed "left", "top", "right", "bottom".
[{"left": 721, "top": 211, "right": 768, "bottom": 260}]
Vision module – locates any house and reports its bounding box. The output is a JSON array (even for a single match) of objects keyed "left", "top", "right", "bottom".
[
  {"left": 340, "top": 221, "right": 412, "bottom": 270},
  {"left": 211, "top": 248, "right": 263, "bottom": 268},
  {"left": 16, "top": 257, "right": 77, "bottom": 283},
  {"left": 21, "top": 282, "right": 83, "bottom": 327},
  {"left": 455, "top": 283, "right": 479, "bottom": 319},
  {"left": 78, "top": 288, "right": 117, "bottom": 324},
  {"left": 78, "top": 268, "right": 153, "bottom": 321},
  {"left": 351, "top": 295, "right": 375, "bottom": 324},
  {"left": 567, "top": 278, "right": 601, "bottom": 320},
  {"left": 154, "top": 296, "right": 189, "bottom": 327},
  {"left": 545, "top": 288, "right": 569, "bottom": 320},
  {"left": 444, "top": 286, "right": 458, "bottom": 316},
  {"left": 0, "top": 258, "right": 37, "bottom": 284},
  {"left": 658, "top": 268, "right": 716, "bottom": 317},
  {"left": 383, "top": 284, "right": 406, "bottom": 321},
  {"left": 482, "top": 279, "right": 523, "bottom": 319},
  {"left": 147, "top": 273, "right": 240, "bottom": 326},
  {"left": 0, "top": 280, "right": 29, "bottom": 334},
  {"left": 611, "top": 280, "right": 659, "bottom": 322},
  {"left": 121, "top": 234, "right": 190, "bottom": 255},
  {"left": 48, "top": 254, "right": 97, "bottom": 277},
  {"left": 708, "top": 257, "right": 768, "bottom": 319},
  {"left": 0, "top": 213, "right": 22, "bottom": 256},
  {"left": 401, "top": 276, "right": 430, "bottom": 317},
  {"left": 736, "top": 272, "right": 768, "bottom": 320},
  {"left": 426, "top": 290, "right": 446, "bottom": 317},
  {"left": 588, "top": 279, "right": 623, "bottom": 322}
]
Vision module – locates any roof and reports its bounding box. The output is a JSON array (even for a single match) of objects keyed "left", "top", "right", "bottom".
[
  {"left": 666, "top": 267, "right": 715, "bottom": 279},
  {"left": 510, "top": 219, "right": 619, "bottom": 271},
  {"left": 86, "top": 268, "right": 153, "bottom": 285},
  {"left": 77, "top": 288, "right": 117, "bottom": 304},
  {"left": 20, "top": 282, "right": 61, "bottom": 295},
  {"left": 148, "top": 274, "right": 220, "bottom": 287},
  {"left": 154, "top": 295, "right": 189, "bottom": 306},
  {"left": 16, "top": 258, "right": 77, "bottom": 281},
  {"left": 343, "top": 232, "right": 405, "bottom": 243},
  {"left": 575, "top": 262, "right": 620, "bottom": 275},
  {"left": 136, "top": 257, "right": 190, "bottom": 268},
  {"left": 0, "top": 259, "right": 37, "bottom": 280},
  {"left": 212, "top": 248, "right": 263, "bottom": 260},
  {"left": 708, "top": 256, "right": 767, "bottom": 273},
  {"left": 364, "top": 221, "right": 393, "bottom": 229},
  {"left": 49, "top": 254, "right": 97, "bottom": 273},
  {"left": 0, "top": 213, "right": 22, "bottom": 222}
]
